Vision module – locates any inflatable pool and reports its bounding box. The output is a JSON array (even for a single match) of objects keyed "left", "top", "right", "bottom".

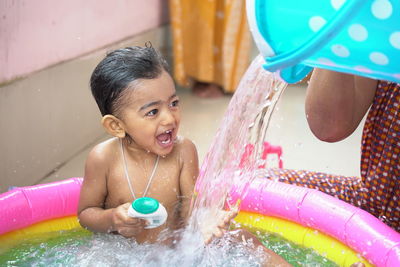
[{"left": 0, "top": 177, "right": 399, "bottom": 266}]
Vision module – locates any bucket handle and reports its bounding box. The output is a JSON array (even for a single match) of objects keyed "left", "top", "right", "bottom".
[{"left": 263, "top": 0, "right": 365, "bottom": 72}]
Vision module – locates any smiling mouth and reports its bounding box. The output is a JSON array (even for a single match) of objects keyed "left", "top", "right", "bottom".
[{"left": 156, "top": 129, "right": 174, "bottom": 147}]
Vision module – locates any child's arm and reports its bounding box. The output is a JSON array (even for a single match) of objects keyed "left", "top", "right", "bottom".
[
  {"left": 305, "top": 69, "right": 377, "bottom": 142},
  {"left": 78, "top": 147, "right": 147, "bottom": 237},
  {"left": 202, "top": 208, "right": 239, "bottom": 244},
  {"left": 178, "top": 138, "right": 199, "bottom": 223}
]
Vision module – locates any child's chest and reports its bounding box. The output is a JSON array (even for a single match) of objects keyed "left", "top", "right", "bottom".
[{"left": 105, "top": 158, "right": 182, "bottom": 210}]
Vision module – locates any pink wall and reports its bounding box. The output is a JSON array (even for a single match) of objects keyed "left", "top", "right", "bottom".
[{"left": 0, "top": 0, "right": 169, "bottom": 83}]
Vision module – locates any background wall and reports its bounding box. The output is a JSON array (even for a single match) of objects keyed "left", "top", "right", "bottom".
[
  {"left": 0, "top": 1, "right": 170, "bottom": 192},
  {"left": 0, "top": 0, "right": 168, "bottom": 84}
]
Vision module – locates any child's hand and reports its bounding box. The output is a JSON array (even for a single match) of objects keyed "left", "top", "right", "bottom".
[
  {"left": 202, "top": 207, "right": 239, "bottom": 244},
  {"left": 111, "top": 202, "right": 148, "bottom": 238}
]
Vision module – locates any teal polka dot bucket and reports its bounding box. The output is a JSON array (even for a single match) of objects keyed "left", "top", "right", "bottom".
[{"left": 247, "top": 0, "right": 400, "bottom": 83}]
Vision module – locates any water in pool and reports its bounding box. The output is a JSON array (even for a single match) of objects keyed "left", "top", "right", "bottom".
[
  {"left": 0, "top": 228, "right": 337, "bottom": 266},
  {"left": 1, "top": 56, "right": 338, "bottom": 266}
]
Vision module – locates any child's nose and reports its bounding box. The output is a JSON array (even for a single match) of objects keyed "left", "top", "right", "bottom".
[{"left": 160, "top": 109, "right": 175, "bottom": 125}]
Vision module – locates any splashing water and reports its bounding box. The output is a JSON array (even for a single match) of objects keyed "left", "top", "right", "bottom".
[
  {"left": 0, "top": 229, "right": 268, "bottom": 266},
  {"left": 188, "top": 55, "right": 287, "bottom": 234},
  {"left": 0, "top": 229, "right": 336, "bottom": 266}
]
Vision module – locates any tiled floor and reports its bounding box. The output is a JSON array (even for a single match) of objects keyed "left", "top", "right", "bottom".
[{"left": 41, "top": 81, "right": 363, "bottom": 184}]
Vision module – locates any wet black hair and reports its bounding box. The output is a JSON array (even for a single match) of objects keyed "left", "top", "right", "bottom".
[{"left": 90, "top": 43, "right": 170, "bottom": 116}]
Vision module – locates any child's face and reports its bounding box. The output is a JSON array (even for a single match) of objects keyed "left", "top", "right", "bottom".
[{"left": 120, "top": 71, "right": 181, "bottom": 156}]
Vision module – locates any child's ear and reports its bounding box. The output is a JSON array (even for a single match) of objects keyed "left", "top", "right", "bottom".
[{"left": 101, "top": 115, "right": 126, "bottom": 138}]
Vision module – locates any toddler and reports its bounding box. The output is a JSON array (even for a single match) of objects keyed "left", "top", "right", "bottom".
[{"left": 78, "top": 45, "right": 198, "bottom": 243}]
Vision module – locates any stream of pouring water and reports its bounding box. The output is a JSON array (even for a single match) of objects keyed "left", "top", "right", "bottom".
[{"left": 187, "top": 54, "right": 288, "bottom": 239}]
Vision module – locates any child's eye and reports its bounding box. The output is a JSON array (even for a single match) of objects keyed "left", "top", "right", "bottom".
[
  {"left": 170, "top": 99, "right": 179, "bottom": 107},
  {"left": 146, "top": 109, "right": 158, "bottom": 116}
]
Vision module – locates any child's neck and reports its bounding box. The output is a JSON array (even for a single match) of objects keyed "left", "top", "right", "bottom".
[{"left": 121, "top": 138, "right": 159, "bottom": 162}]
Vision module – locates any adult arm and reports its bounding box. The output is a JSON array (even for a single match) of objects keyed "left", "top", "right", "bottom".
[{"left": 305, "top": 69, "right": 377, "bottom": 142}]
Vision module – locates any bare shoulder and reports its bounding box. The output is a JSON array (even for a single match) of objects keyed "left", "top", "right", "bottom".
[
  {"left": 174, "top": 136, "right": 198, "bottom": 158},
  {"left": 171, "top": 136, "right": 199, "bottom": 169},
  {"left": 79, "top": 138, "right": 119, "bottom": 214},
  {"left": 85, "top": 137, "right": 119, "bottom": 172}
]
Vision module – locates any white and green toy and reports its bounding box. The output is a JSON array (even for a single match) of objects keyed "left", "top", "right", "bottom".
[{"left": 128, "top": 197, "right": 168, "bottom": 229}]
